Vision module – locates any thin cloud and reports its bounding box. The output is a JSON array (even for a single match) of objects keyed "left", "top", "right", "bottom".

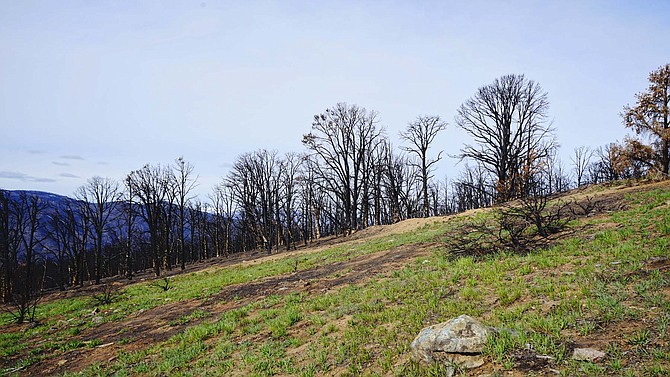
[
  {"left": 97, "top": 161, "right": 109, "bottom": 165},
  {"left": 52, "top": 161, "right": 70, "bottom": 166},
  {"left": 0, "top": 170, "right": 56, "bottom": 183},
  {"left": 34, "top": 177, "right": 57, "bottom": 183},
  {"left": 28, "top": 150, "right": 44, "bottom": 154},
  {"left": 0, "top": 171, "right": 31, "bottom": 181},
  {"left": 60, "top": 155, "right": 85, "bottom": 160},
  {"left": 59, "top": 173, "right": 79, "bottom": 178}
]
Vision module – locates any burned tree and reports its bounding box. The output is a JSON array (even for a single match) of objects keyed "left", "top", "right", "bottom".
[
  {"left": 456, "top": 74, "right": 556, "bottom": 202},
  {"left": 0, "top": 190, "right": 15, "bottom": 303},
  {"left": 571, "top": 146, "right": 593, "bottom": 187},
  {"left": 173, "top": 157, "right": 198, "bottom": 270},
  {"left": 128, "top": 164, "right": 173, "bottom": 276},
  {"left": 9, "top": 192, "right": 47, "bottom": 323},
  {"left": 75, "top": 176, "right": 121, "bottom": 285},
  {"left": 302, "top": 103, "right": 385, "bottom": 234},
  {"left": 225, "top": 150, "right": 283, "bottom": 253},
  {"left": 280, "top": 153, "right": 302, "bottom": 251},
  {"left": 400, "top": 115, "right": 447, "bottom": 217}
]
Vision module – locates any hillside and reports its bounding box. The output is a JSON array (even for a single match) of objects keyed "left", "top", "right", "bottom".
[{"left": 1, "top": 180, "right": 670, "bottom": 376}]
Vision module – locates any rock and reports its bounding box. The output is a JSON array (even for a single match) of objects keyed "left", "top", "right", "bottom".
[
  {"left": 410, "top": 315, "right": 491, "bottom": 371},
  {"left": 572, "top": 347, "right": 606, "bottom": 362}
]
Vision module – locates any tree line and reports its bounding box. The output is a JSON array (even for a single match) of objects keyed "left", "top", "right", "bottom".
[{"left": 1, "top": 65, "right": 668, "bottom": 322}]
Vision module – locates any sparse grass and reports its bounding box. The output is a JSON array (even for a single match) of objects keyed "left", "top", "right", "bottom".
[
  {"left": 2, "top": 182, "right": 670, "bottom": 376},
  {"left": 169, "top": 309, "right": 211, "bottom": 327}
]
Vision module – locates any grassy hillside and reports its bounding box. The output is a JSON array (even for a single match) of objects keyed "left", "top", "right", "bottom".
[{"left": 1, "top": 180, "right": 669, "bottom": 376}]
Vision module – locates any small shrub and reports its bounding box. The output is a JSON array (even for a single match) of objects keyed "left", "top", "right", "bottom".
[
  {"left": 92, "top": 283, "right": 119, "bottom": 306},
  {"left": 151, "top": 276, "right": 173, "bottom": 292}
]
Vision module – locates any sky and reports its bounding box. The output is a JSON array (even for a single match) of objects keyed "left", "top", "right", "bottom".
[{"left": 1, "top": 1, "right": 669, "bottom": 199}]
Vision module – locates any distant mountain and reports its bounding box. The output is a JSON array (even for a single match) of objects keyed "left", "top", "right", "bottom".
[
  {"left": 7, "top": 189, "right": 80, "bottom": 210},
  {"left": 1, "top": 189, "right": 213, "bottom": 259}
]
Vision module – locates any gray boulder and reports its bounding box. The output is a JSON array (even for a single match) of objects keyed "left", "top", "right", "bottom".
[
  {"left": 410, "top": 315, "right": 491, "bottom": 370},
  {"left": 572, "top": 347, "right": 606, "bottom": 362}
]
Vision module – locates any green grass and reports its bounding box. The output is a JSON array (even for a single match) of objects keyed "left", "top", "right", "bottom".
[{"left": 3, "top": 183, "right": 670, "bottom": 376}]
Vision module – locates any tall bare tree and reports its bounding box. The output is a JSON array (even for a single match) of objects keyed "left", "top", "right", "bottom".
[
  {"left": 571, "top": 146, "right": 593, "bottom": 187},
  {"left": 210, "top": 182, "right": 236, "bottom": 257},
  {"left": 543, "top": 150, "right": 571, "bottom": 194},
  {"left": 122, "top": 174, "right": 138, "bottom": 279},
  {"left": 400, "top": 115, "right": 447, "bottom": 217},
  {"left": 59, "top": 201, "right": 90, "bottom": 286},
  {"left": 621, "top": 63, "right": 670, "bottom": 176},
  {"left": 303, "top": 103, "right": 384, "bottom": 233},
  {"left": 11, "top": 192, "right": 47, "bottom": 323},
  {"left": 128, "top": 164, "right": 172, "bottom": 276},
  {"left": 298, "top": 154, "right": 323, "bottom": 242},
  {"left": 173, "top": 157, "right": 198, "bottom": 270},
  {"left": 456, "top": 74, "right": 556, "bottom": 201},
  {"left": 0, "top": 190, "right": 20, "bottom": 303},
  {"left": 280, "top": 153, "right": 302, "bottom": 251},
  {"left": 75, "top": 177, "right": 121, "bottom": 285},
  {"left": 44, "top": 203, "right": 72, "bottom": 291}
]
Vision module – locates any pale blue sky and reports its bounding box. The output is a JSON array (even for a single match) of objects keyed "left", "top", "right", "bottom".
[{"left": 1, "top": 1, "right": 668, "bottom": 198}]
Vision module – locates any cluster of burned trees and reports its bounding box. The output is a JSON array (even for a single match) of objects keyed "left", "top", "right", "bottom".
[
  {"left": 125, "top": 158, "right": 199, "bottom": 278},
  {"left": 219, "top": 108, "right": 450, "bottom": 253},
  {"left": 0, "top": 157, "right": 201, "bottom": 317},
  {"left": 450, "top": 65, "right": 669, "bottom": 208},
  {"left": 302, "top": 104, "right": 440, "bottom": 231},
  {"left": 0, "top": 191, "right": 46, "bottom": 322}
]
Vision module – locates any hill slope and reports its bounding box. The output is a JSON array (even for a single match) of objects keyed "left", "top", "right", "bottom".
[{"left": 1, "top": 180, "right": 670, "bottom": 376}]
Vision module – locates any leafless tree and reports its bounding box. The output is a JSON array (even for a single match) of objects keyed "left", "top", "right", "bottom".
[
  {"left": 225, "top": 150, "right": 285, "bottom": 252},
  {"left": 400, "top": 115, "right": 447, "bottom": 217},
  {"left": 456, "top": 74, "right": 556, "bottom": 202},
  {"left": 43, "top": 203, "right": 73, "bottom": 291},
  {"left": 571, "top": 146, "right": 593, "bottom": 187},
  {"left": 543, "top": 150, "right": 571, "bottom": 194},
  {"left": 303, "top": 103, "right": 385, "bottom": 234},
  {"left": 298, "top": 154, "right": 323, "bottom": 242},
  {"left": 75, "top": 176, "right": 121, "bottom": 285},
  {"left": 380, "top": 147, "right": 421, "bottom": 221},
  {"left": 0, "top": 190, "right": 14, "bottom": 303},
  {"left": 173, "top": 157, "right": 198, "bottom": 270},
  {"left": 226, "top": 153, "right": 260, "bottom": 252},
  {"left": 122, "top": 174, "right": 137, "bottom": 279},
  {"left": 188, "top": 200, "right": 209, "bottom": 260},
  {"left": 128, "top": 164, "right": 173, "bottom": 276},
  {"left": 280, "top": 153, "right": 302, "bottom": 250},
  {"left": 451, "top": 163, "right": 494, "bottom": 212},
  {"left": 63, "top": 201, "right": 90, "bottom": 286},
  {"left": 0, "top": 190, "right": 22, "bottom": 303},
  {"left": 9, "top": 192, "right": 48, "bottom": 323}
]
